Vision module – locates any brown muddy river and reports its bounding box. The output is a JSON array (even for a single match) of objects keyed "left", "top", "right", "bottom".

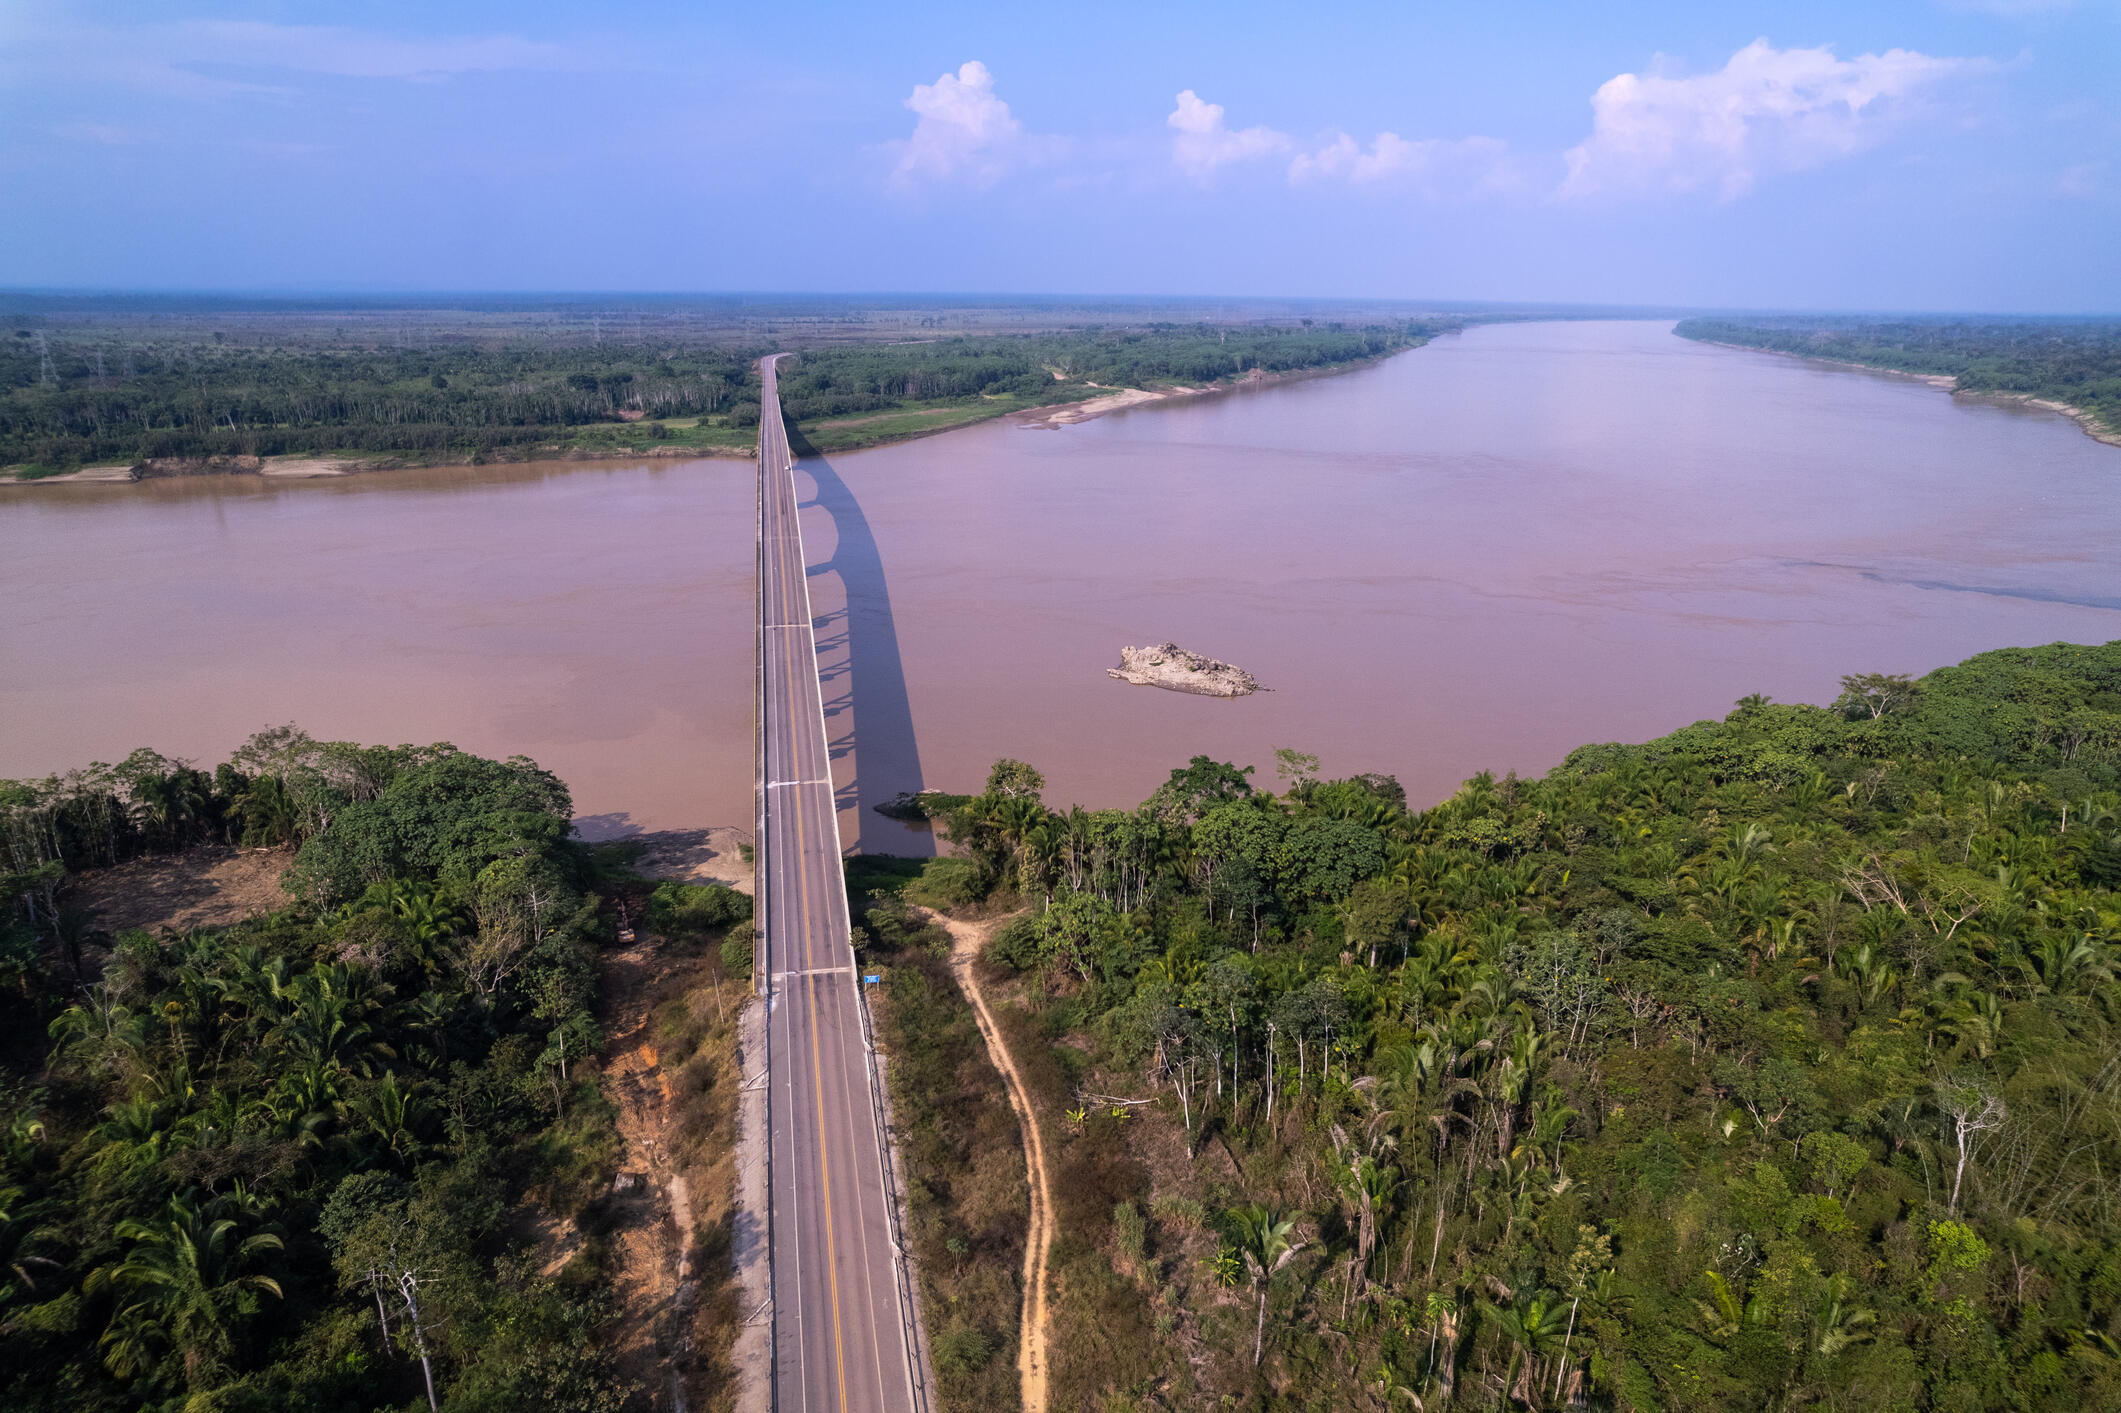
[{"left": 5, "top": 321, "right": 2117, "bottom": 852}]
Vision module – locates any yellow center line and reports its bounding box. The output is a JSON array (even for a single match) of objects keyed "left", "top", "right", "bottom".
[
  {"left": 804, "top": 968, "right": 851, "bottom": 1413},
  {"left": 783, "top": 442, "right": 851, "bottom": 1413}
]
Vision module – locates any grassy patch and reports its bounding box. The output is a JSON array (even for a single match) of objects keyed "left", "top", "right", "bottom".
[
  {"left": 845, "top": 853, "right": 929, "bottom": 903},
  {"left": 632, "top": 938, "right": 755, "bottom": 1410},
  {"left": 994, "top": 994, "right": 1178, "bottom": 1410},
  {"left": 553, "top": 422, "right": 756, "bottom": 456},
  {"left": 867, "top": 912, "right": 1026, "bottom": 1411},
  {"left": 797, "top": 401, "right": 1025, "bottom": 451}
]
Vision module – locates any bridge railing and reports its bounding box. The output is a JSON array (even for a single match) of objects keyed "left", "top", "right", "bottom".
[
  {"left": 759, "top": 353, "right": 931, "bottom": 1413},
  {"left": 755, "top": 359, "right": 778, "bottom": 1413}
]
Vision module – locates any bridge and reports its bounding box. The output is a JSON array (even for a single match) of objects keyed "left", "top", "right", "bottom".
[{"left": 756, "top": 354, "right": 930, "bottom": 1413}]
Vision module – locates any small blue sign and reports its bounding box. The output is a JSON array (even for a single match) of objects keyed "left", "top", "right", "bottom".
[{"left": 862, "top": 973, "right": 881, "bottom": 984}]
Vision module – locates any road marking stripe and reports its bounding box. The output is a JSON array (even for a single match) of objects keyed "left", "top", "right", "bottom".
[
  {"left": 841, "top": 998, "right": 892, "bottom": 1408},
  {"left": 763, "top": 355, "right": 921, "bottom": 1411},
  {"left": 787, "top": 585, "right": 852, "bottom": 1413}
]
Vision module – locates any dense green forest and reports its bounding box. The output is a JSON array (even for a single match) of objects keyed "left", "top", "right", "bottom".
[
  {"left": 862, "top": 641, "right": 2121, "bottom": 1411},
  {"left": 2, "top": 312, "right": 1448, "bottom": 473},
  {"left": 775, "top": 321, "right": 1448, "bottom": 423},
  {"left": 1676, "top": 317, "right": 2121, "bottom": 441},
  {"left": 19, "top": 641, "right": 2121, "bottom": 1410},
  {"left": 0, "top": 331, "right": 768, "bottom": 471},
  {"left": 0, "top": 729, "right": 671, "bottom": 1411}
]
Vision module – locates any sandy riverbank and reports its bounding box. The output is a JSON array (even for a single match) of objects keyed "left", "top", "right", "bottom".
[
  {"left": 1692, "top": 337, "right": 1958, "bottom": 389},
  {"left": 2010, "top": 396, "right": 2121, "bottom": 449},
  {"left": 3, "top": 441, "right": 755, "bottom": 487},
  {"left": 7, "top": 349, "right": 1426, "bottom": 486},
  {"left": 1693, "top": 338, "right": 2120, "bottom": 449},
  {"left": 1016, "top": 385, "right": 1195, "bottom": 428},
  {"left": 9, "top": 464, "right": 143, "bottom": 483},
  {"left": 1012, "top": 354, "right": 1410, "bottom": 431}
]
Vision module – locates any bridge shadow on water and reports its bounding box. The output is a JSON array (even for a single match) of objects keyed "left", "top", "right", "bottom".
[{"left": 786, "top": 427, "right": 935, "bottom": 858}]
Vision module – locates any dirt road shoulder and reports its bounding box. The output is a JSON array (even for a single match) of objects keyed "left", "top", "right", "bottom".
[{"left": 921, "top": 909, "right": 1050, "bottom": 1413}]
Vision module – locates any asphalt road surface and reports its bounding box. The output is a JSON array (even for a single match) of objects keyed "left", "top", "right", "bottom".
[{"left": 759, "top": 355, "right": 927, "bottom": 1413}]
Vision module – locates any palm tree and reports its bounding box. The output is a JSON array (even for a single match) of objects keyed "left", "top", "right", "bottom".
[
  {"left": 1481, "top": 1287, "right": 1571, "bottom": 1407},
  {"left": 1939, "top": 989, "right": 2006, "bottom": 1060},
  {"left": 89, "top": 1187, "right": 283, "bottom": 1390},
  {"left": 265, "top": 962, "right": 392, "bottom": 1076},
  {"left": 1229, "top": 1204, "right": 1306, "bottom": 1368},
  {"left": 1020, "top": 821, "right": 1061, "bottom": 906},
  {"left": 1724, "top": 821, "right": 1773, "bottom": 865},
  {"left": 206, "top": 947, "right": 293, "bottom": 1045},
  {"left": 1812, "top": 1273, "right": 1875, "bottom": 1357},
  {"left": 267, "top": 1061, "right": 345, "bottom": 1138},
  {"left": 2018, "top": 932, "right": 2113, "bottom": 998},
  {"left": 1331, "top": 1124, "right": 1401, "bottom": 1291},
  {"left": 1370, "top": 1357, "right": 1426, "bottom": 1408},
  {"left": 0, "top": 1182, "right": 61, "bottom": 1312},
  {"left": 351, "top": 1072, "right": 422, "bottom": 1164},
  {"left": 391, "top": 883, "right": 467, "bottom": 976},
  {"left": 1058, "top": 805, "right": 1095, "bottom": 892},
  {"left": 1422, "top": 1291, "right": 1461, "bottom": 1403},
  {"left": 48, "top": 981, "right": 148, "bottom": 1078},
  {"left": 1839, "top": 943, "right": 1900, "bottom": 1012},
  {"left": 91, "top": 1094, "right": 170, "bottom": 1179},
  {"left": 1694, "top": 1269, "right": 1770, "bottom": 1345},
  {"left": 232, "top": 771, "right": 301, "bottom": 846},
  {"left": 977, "top": 794, "right": 1050, "bottom": 891},
  {"left": 127, "top": 766, "right": 207, "bottom": 850}
]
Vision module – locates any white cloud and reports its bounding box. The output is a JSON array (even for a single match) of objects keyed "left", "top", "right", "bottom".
[
  {"left": 183, "top": 21, "right": 580, "bottom": 79},
  {"left": 1563, "top": 38, "right": 1977, "bottom": 199},
  {"left": 1168, "top": 90, "right": 1290, "bottom": 179},
  {"left": 1942, "top": 0, "right": 2073, "bottom": 14},
  {"left": 2057, "top": 161, "right": 2102, "bottom": 197},
  {"left": 52, "top": 122, "right": 152, "bottom": 146},
  {"left": 0, "top": 18, "right": 592, "bottom": 100},
  {"left": 1289, "top": 131, "right": 1513, "bottom": 192},
  {"left": 893, "top": 61, "right": 1026, "bottom": 186}
]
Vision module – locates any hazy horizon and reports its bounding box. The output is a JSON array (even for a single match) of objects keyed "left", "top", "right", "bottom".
[{"left": 4, "top": 291, "right": 2118, "bottom": 321}]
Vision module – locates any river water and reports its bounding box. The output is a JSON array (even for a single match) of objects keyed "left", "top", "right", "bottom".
[{"left": 4, "top": 321, "right": 2116, "bottom": 851}]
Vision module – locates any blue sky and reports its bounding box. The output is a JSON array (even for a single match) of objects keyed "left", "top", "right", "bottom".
[{"left": 2, "top": 0, "right": 2116, "bottom": 310}]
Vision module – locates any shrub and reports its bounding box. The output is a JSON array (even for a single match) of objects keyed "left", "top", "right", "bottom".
[
  {"left": 720, "top": 920, "right": 755, "bottom": 977},
  {"left": 1113, "top": 1200, "right": 1147, "bottom": 1277},
  {"left": 931, "top": 1322, "right": 995, "bottom": 1374},
  {"left": 989, "top": 914, "right": 1040, "bottom": 971},
  {"left": 905, "top": 857, "right": 985, "bottom": 911},
  {"left": 647, "top": 881, "right": 752, "bottom": 938}
]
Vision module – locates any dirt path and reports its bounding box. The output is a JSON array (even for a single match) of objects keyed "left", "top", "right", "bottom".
[
  {"left": 598, "top": 924, "right": 755, "bottom": 1413},
  {"left": 926, "top": 910, "right": 1051, "bottom": 1413},
  {"left": 600, "top": 933, "right": 697, "bottom": 1410}
]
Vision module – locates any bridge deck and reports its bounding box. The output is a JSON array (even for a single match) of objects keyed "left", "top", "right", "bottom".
[{"left": 758, "top": 355, "right": 927, "bottom": 1413}]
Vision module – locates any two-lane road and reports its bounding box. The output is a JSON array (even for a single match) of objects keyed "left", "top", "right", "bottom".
[{"left": 758, "top": 355, "right": 928, "bottom": 1413}]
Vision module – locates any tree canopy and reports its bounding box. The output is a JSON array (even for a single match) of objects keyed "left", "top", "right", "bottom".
[
  {"left": 872, "top": 638, "right": 2121, "bottom": 1409},
  {"left": 0, "top": 734, "right": 632, "bottom": 1411},
  {"left": 1676, "top": 316, "right": 2121, "bottom": 441}
]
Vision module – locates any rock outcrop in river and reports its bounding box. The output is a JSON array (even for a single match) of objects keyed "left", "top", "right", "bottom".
[{"left": 1107, "top": 642, "right": 1260, "bottom": 698}]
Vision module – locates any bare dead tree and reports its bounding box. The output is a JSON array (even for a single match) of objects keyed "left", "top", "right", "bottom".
[{"left": 1937, "top": 1081, "right": 2007, "bottom": 1214}]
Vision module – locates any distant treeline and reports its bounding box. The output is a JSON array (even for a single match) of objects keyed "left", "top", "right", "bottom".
[
  {"left": 0, "top": 334, "right": 767, "bottom": 469},
  {"left": 1677, "top": 316, "right": 2121, "bottom": 439},
  {"left": 775, "top": 321, "right": 1451, "bottom": 422},
  {"left": 3, "top": 317, "right": 1452, "bottom": 471}
]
